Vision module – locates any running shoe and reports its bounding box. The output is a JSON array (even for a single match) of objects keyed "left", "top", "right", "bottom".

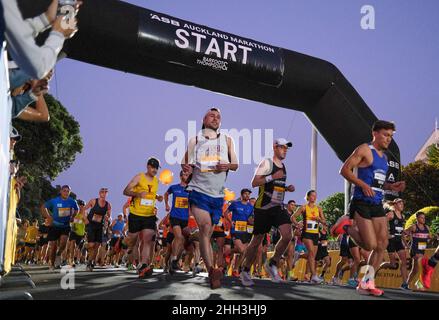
[
  {"left": 311, "top": 275, "right": 323, "bottom": 284},
  {"left": 232, "top": 270, "right": 240, "bottom": 278},
  {"left": 240, "top": 271, "right": 255, "bottom": 287},
  {"left": 138, "top": 264, "right": 153, "bottom": 279},
  {"left": 356, "top": 280, "right": 384, "bottom": 297},
  {"left": 331, "top": 215, "right": 352, "bottom": 236},
  {"left": 264, "top": 260, "right": 283, "bottom": 283},
  {"left": 347, "top": 278, "right": 359, "bottom": 288},
  {"left": 54, "top": 255, "right": 62, "bottom": 269},
  {"left": 420, "top": 256, "right": 434, "bottom": 289},
  {"left": 400, "top": 282, "right": 410, "bottom": 291},
  {"left": 169, "top": 260, "right": 180, "bottom": 275},
  {"left": 209, "top": 267, "right": 223, "bottom": 289}
]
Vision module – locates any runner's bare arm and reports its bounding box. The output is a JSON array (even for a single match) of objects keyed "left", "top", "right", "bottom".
[
  {"left": 251, "top": 159, "right": 271, "bottom": 188},
  {"left": 106, "top": 202, "right": 112, "bottom": 219},
  {"left": 227, "top": 136, "right": 238, "bottom": 171},
  {"left": 164, "top": 192, "right": 170, "bottom": 211},
  {"left": 383, "top": 181, "right": 406, "bottom": 192},
  {"left": 291, "top": 206, "right": 305, "bottom": 226},
  {"left": 40, "top": 204, "right": 50, "bottom": 219},
  {"left": 123, "top": 174, "right": 143, "bottom": 198},
  {"left": 84, "top": 199, "right": 95, "bottom": 212},
  {"left": 340, "top": 144, "right": 375, "bottom": 197},
  {"left": 181, "top": 137, "right": 196, "bottom": 172},
  {"left": 156, "top": 194, "right": 164, "bottom": 202}
]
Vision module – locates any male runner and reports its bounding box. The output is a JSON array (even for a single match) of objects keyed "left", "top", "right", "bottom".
[
  {"left": 182, "top": 107, "right": 238, "bottom": 289},
  {"left": 332, "top": 120, "right": 406, "bottom": 296},
  {"left": 164, "top": 170, "right": 191, "bottom": 274},
  {"left": 240, "top": 138, "right": 295, "bottom": 286},
  {"left": 42, "top": 185, "right": 79, "bottom": 270},
  {"left": 84, "top": 188, "right": 112, "bottom": 271},
  {"left": 123, "top": 157, "right": 164, "bottom": 278}
]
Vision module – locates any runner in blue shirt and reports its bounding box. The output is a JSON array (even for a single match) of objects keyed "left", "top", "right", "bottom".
[{"left": 42, "top": 185, "right": 79, "bottom": 270}]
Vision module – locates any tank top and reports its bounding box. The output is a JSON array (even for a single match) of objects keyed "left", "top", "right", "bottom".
[
  {"left": 129, "top": 173, "right": 159, "bottom": 217},
  {"left": 388, "top": 211, "right": 405, "bottom": 238},
  {"left": 411, "top": 224, "right": 429, "bottom": 252},
  {"left": 255, "top": 158, "right": 287, "bottom": 210},
  {"left": 302, "top": 204, "right": 320, "bottom": 234},
  {"left": 72, "top": 214, "right": 86, "bottom": 236},
  {"left": 187, "top": 133, "right": 230, "bottom": 198},
  {"left": 88, "top": 199, "right": 109, "bottom": 225},
  {"left": 353, "top": 145, "right": 388, "bottom": 204}
]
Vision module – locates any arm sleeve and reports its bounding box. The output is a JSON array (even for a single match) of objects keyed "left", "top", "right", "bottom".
[
  {"left": 3, "top": 0, "right": 65, "bottom": 79},
  {"left": 25, "top": 13, "right": 51, "bottom": 38}
]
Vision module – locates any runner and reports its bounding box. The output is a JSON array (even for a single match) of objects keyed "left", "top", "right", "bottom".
[
  {"left": 123, "top": 157, "right": 164, "bottom": 278},
  {"left": 377, "top": 198, "right": 409, "bottom": 290},
  {"left": 292, "top": 190, "right": 327, "bottom": 283},
  {"left": 67, "top": 199, "right": 87, "bottom": 267},
  {"left": 405, "top": 212, "right": 432, "bottom": 289},
  {"left": 331, "top": 233, "right": 352, "bottom": 285},
  {"left": 23, "top": 220, "right": 39, "bottom": 264},
  {"left": 284, "top": 200, "right": 298, "bottom": 281},
  {"left": 42, "top": 185, "right": 79, "bottom": 270},
  {"left": 225, "top": 188, "right": 254, "bottom": 277},
  {"left": 240, "top": 138, "right": 295, "bottom": 286},
  {"left": 332, "top": 120, "right": 406, "bottom": 296},
  {"left": 182, "top": 107, "right": 238, "bottom": 289},
  {"left": 84, "top": 188, "right": 112, "bottom": 271},
  {"left": 315, "top": 225, "right": 331, "bottom": 280},
  {"left": 36, "top": 218, "right": 51, "bottom": 265},
  {"left": 109, "top": 213, "right": 127, "bottom": 267},
  {"left": 186, "top": 213, "right": 203, "bottom": 276},
  {"left": 164, "top": 170, "right": 191, "bottom": 274}
]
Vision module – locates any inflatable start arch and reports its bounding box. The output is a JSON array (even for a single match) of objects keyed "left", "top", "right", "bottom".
[{"left": 22, "top": 0, "right": 401, "bottom": 190}]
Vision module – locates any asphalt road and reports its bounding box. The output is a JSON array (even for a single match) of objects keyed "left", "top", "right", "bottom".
[{"left": 0, "top": 265, "right": 438, "bottom": 300}]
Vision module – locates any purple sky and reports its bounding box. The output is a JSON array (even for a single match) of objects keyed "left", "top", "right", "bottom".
[{"left": 52, "top": 0, "right": 439, "bottom": 218}]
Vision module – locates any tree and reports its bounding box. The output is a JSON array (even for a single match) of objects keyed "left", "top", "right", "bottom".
[
  {"left": 401, "top": 161, "right": 439, "bottom": 213},
  {"left": 319, "top": 192, "right": 345, "bottom": 227},
  {"left": 12, "top": 94, "right": 83, "bottom": 222},
  {"left": 426, "top": 144, "right": 439, "bottom": 167}
]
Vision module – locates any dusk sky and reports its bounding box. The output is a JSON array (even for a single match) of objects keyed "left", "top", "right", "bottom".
[{"left": 52, "top": 0, "right": 438, "bottom": 219}]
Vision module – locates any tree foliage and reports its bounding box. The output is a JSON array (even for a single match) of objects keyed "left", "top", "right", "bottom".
[
  {"left": 12, "top": 94, "right": 82, "bottom": 222},
  {"left": 319, "top": 192, "right": 345, "bottom": 227}
]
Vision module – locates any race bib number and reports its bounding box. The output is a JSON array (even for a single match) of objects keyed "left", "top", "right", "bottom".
[
  {"left": 92, "top": 214, "right": 103, "bottom": 223},
  {"left": 200, "top": 155, "right": 221, "bottom": 172},
  {"left": 74, "top": 218, "right": 83, "bottom": 225},
  {"left": 140, "top": 198, "right": 154, "bottom": 207},
  {"left": 247, "top": 225, "right": 254, "bottom": 234},
  {"left": 418, "top": 242, "right": 427, "bottom": 250},
  {"left": 372, "top": 170, "right": 386, "bottom": 193},
  {"left": 395, "top": 226, "right": 404, "bottom": 235},
  {"left": 175, "top": 197, "right": 189, "bottom": 209},
  {"left": 235, "top": 221, "right": 247, "bottom": 232},
  {"left": 271, "top": 186, "right": 285, "bottom": 204},
  {"left": 58, "top": 208, "right": 71, "bottom": 218},
  {"left": 306, "top": 221, "right": 319, "bottom": 231}
]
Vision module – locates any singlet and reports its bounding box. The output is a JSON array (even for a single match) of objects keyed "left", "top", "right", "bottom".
[
  {"left": 187, "top": 133, "right": 230, "bottom": 198},
  {"left": 388, "top": 211, "right": 405, "bottom": 238},
  {"left": 129, "top": 173, "right": 159, "bottom": 217},
  {"left": 24, "top": 226, "right": 38, "bottom": 244},
  {"left": 167, "top": 183, "right": 189, "bottom": 220},
  {"left": 255, "top": 158, "right": 287, "bottom": 210},
  {"left": 411, "top": 224, "right": 429, "bottom": 252},
  {"left": 72, "top": 214, "right": 87, "bottom": 236},
  {"left": 302, "top": 204, "right": 320, "bottom": 234},
  {"left": 353, "top": 144, "right": 388, "bottom": 205},
  {"left": 88, "top": 198, "right": 109, "bottom": 225}
]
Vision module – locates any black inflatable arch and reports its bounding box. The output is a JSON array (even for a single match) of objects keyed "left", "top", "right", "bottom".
[{"left": 22, "top": 0, "right": 401, "bottom": 195}]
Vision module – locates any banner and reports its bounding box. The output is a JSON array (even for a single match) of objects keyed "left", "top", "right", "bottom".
[
  {"left": 0, "top": 44, "right": 11, "bottom": 275},
  {"left": 384, "top": 149, "right": 401, "bottom": 201},
  {"left": 138, "top": 10, "right": 285, "bottom": 87}
]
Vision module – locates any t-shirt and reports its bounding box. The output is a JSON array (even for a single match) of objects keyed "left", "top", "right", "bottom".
[
  {"left": 45, "top": 196, "right": 79, "bottom": 228},
  {"left": 167, "top": 184, "right": 189, "bottom": 220},
  {"left": 228, "top": 201, "right": 254, "bottom": 234}
]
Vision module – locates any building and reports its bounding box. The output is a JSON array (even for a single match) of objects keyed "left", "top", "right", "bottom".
[{"left": 415, "top": 119, "right": 439, "bottom": 162}]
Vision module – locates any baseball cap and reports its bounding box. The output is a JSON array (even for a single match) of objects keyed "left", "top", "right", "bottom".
[
  {"left": 10, "top": 126, "right": 22, "bottom": 142},
  {"left": 274, "top": 138, "right": 292, "bottom": 148},
  {"left": 241, "top": 188, "right": 252, "bottom": 195},
  {"left": 147, "top": 157, "right": 161, "bottom": 169}
]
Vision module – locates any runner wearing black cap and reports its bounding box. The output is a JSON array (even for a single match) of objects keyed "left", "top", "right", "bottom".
[{"left": 123, "top": 157, "right": 163, "bottom": 278}]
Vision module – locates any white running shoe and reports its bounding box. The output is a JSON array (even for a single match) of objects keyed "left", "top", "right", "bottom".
[
  {"left": 311, "top": 275, "right": 323, "bottom": 284},
  {"left": 240, "top": 271, "right": 255, "bottom": 287},
  {"left": 264, "top": 261, "right": 283, "bottom": 283}
]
